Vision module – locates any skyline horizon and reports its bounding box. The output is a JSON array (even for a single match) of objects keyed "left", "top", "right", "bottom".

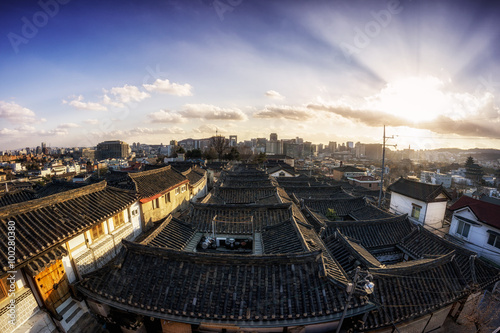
[{"left": 1, "top": 0, "right": 499, "bottom": 151}]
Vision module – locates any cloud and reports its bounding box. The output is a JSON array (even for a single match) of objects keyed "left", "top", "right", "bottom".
[
  {"left": 193, "top": 124, "right": 227, "bottom": 134},
  {"left": 254, "top": 105, "right": 315, "bottom": 121},
  {"left": 179, "top": 104, "right": 248, "bottom": 121},
  {"left": 0, "top": 101, "right": 37, "bottom": 123},
  {"left": 143, "top": 79, "right": 193, "bottom": 96},
  {"left": 57, "top": 123, "right": 80, "bottom": 129},
  {"left": 103, "top": 84, "right": 150, "bottom": 107},
  {"left": 84, "top": 119, "right": 99, "bottom": 125},
  {"left": 148, "top": 110, "right": 187, "bottom": 123},
  {"left": 308, "top": 102, "right": 500, "bottom": 139},
  {"left": 265, "top": 90, "right": 285, "bottom": 100},
  {"left": 63, "top": 95, "right": 107, "bottom": 111}
]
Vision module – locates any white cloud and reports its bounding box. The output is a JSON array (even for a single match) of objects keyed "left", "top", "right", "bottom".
[
  {"left": 0, "top": 101, "right": 37, "bottom": 123},
  {"left": 265, "top": 90, "right": 285, "bottom": 100},
  {"left": 63, "top": 95, "right": 107, "bottom": 111},
  {"left": 180, "top": 104, "right": 248, "bottom": 121},
  {"left": 58, "top": 123, "right": 80, "bottom": 129},
  {"left": 143, "top": 79, "right": 193, "bottom": 96},
  {"left": 148, "top": 110, "right": 187, "bottom": 123},
  {"left": 254, "top": 105, "right": 315, "bottom": 121},
  {"left": 0, "top": 128, "right": 20, "bottom": 136},
  {"left": 84, "top": 119, "right": 99, "bottom": 125},
  {"left": 103, "top": 84, "right": 150, "bottom": 107}
]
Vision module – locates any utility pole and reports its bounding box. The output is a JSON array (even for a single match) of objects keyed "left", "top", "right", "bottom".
[{"left": 378, "top": 125, "right": 396, "bottom": 208}]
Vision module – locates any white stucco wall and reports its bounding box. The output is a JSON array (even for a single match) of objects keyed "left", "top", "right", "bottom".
[
  {"left": 389, "top": 192, "right": 446, "bottom": 228},
  {"left": 450, "top": 208, "right": 500, "bottom": 265}
]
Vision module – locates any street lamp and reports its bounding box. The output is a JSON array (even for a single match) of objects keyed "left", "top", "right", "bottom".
[{"left": 336, "top": 268, "right": 375, "bottom": 333}]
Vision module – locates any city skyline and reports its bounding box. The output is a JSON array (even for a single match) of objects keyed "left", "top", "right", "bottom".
[{"left": 1, "top": 0, "right": 500, "bottom": 151}]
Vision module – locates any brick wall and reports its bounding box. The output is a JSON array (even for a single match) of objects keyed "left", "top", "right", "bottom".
[{"left": 0, "top": 288, "right": 39, "bottom": 333}]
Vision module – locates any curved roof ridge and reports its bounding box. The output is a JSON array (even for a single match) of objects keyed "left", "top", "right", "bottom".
[
  {"left": 0, "top": 180, "right": 107, "bottom": 218},
  {"left": 370, "top": 251, "right": 456, "bottom": 275},
  {"left": 128, "top": 165, "right": 172, "bottom": 178}
]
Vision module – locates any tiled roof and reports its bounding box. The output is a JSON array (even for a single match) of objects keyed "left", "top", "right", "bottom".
[
  {"left": 262, "top": 220, "right": 306, "bottom": 254},
  {"left": 323, "top": 215, "right": 414, "bottom": 248},
  {"left": 348, "top": 204, "right": 395, "bottom": 220},
  {"left": 281, "top": 185, "right": 353, "bottom": 199},
  {"left": 333, "top": 166, "right": 365, "bottom": 173},
  {"left": 0, "top": 181, "right": 137, "bottom": 275},
  {"left": 77, "top": 241, "right": 373, "bottom": 326},
  {"left": 0, "top": 189, "right": 35, "bottom": 207},
  {"left": 448, "top": 195, "right": 500, "bottom": 229},
  {"left": 186, "top": 202, "right": 293, "bottom": 233},
  {"left": 302, "top": 197, "right": 366, "bottom": 217},
  {"left": 129, "top": 165, "right": 188, "bottom": 199},
  {"left": 387, "top": 177, "right": 451, "bottom": 202},
  {"left": 139, "top": 216, "right": 196, "bottom": 250},
  {"left": 179, "top": 167, "right": 206, "bottom": 187},
  {"left": 207, "top": 187, "right": 279, "bottom": 204},
  {"left": 35, "top": 181, "right": 89, "bottom": 198}
]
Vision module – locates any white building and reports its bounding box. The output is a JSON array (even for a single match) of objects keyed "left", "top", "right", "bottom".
[
  {"left": 387, "top": 177, "right": 451, "bottom": 229},
  {"left": 448, "top": 196, "right": 500, "bottom": 266}
]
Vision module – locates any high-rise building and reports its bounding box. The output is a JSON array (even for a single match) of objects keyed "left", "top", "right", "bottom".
[
  {"left": 328, "top": 141, "right": 337, "bottom": 153},
  {"left": 365, "top": 144, "right": 383, "bottom": 160},
  {"left": 270, "top": 133, "right": 278, "bottom": 141},
  {"left": 229, "top": 135, "right": 237, "bottom": 147},
  {"left": 96, "top": 140, "right": 130, "bottom": 160}
]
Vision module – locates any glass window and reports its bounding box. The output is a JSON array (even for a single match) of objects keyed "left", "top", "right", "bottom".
[
  {"left": 411, "top": 204, "right": 421, "bottom": 219},
  {"left": 456, "top": 220, "right": 471, "bottom": 238},
  {"left": 113, "top": 212, "right": 125, "bottom": 228},
  {"left": 487, "top": 233, "right": 500, "bottom": 249},
  {"left": 165, "top": 192, "right": 171, "bottom": 203},
  {"left": 91, "top": 223, "right": 105, "bottom": 241}
]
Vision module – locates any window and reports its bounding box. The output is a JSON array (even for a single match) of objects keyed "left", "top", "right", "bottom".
[
  {"left": 90, "top": 223, "right": 105, "bottom": 241},
  {"left": 487, "top": 233, "right": 500, "bottom": 249},
  {"left": 113, "top": 212, "right": 125, "bottom": 228},
  {"left": 456, "top": 220, "right": 471, "bottom": 238},
  {"left": 165, "top": 192, "right": 171, "bottom": 203},
  {"left": 131, "top": 208, "right": 139, "bottom": 216},
  {"left": 152, "top": 198, "right": 160, "bottom": 209},
  {"left": 175, "top": 187, "right": 180, "bottom": 195},
  {"left": 181, "top": 185, "right": 186, "bottom": 193},
  {"left": 411, "top": 204, "right": 421, "bottom": 219},
  {"left": 0, "top": 276, "right": 12, "bottom": 301}
]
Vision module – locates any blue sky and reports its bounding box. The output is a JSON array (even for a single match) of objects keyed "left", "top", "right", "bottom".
[{"left": 0, "top": 0, "right": 499, "bottom": 150}]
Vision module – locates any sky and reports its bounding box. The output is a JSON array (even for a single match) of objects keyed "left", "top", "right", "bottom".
[{"left": 0, "top": 0, "right": 499, "bottom": 151}]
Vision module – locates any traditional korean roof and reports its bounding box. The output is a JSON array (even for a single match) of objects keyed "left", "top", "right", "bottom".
[
  {"left": 348, "top": 204, "right": 395, "bottom": 221},
  {"left": 322, "top": 217, "right": 500, "bottom": 331},
  {"left": 266, "top": 165, "right": 297, "bottom": 176},
  {"left": 139, "top": 216, "right": 196, "bottom": 250},
  {"left": 178, "top": 167, "right": 206, "bottom": 187},
  {"left": 302, "top": 197, "right": 366, "bottom": 218},
  {"left": 0, "top": 181, "right": 137, "bottom": 276},
  {"left": 0, "top": 189, "right": 35, "bottom": 207},
  {"left": 323, "top": 215, "right": 414, "bottom": 248},
  {"left": 128, "top": 165, "right": 188, "bottom": 199},
  {"left": 204, "top": 187, "right": 280, "bottom": 204},
  {"left": 387, "top": 177, "right": 451, "bottom": 202},
  {"left": 186, "top": 202, "right": 293, "bottom": 233},
  {"left": 448, "top": 195, "right": 500, "bottom": 229},
  {"left": 77, "top": 241, "right": 374, "bottom": 327},
  {"left": 281, "top": 185, "right": 353, "bottom": 200},
  {"left": 333, "top": 166, "right": 365, "bottom": 173}
]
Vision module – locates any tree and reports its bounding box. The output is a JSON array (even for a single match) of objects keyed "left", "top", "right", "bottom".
[
  {"left": 186, "top": 149, "right": 202, "bottom": 159},
  {"left": 203, "top": 148, "right": 217, "bottom": 161},
  {"left": 210, "top": 135, "right": 228, "bottom": 160},
  {"left": 326, "top": 208, "right": 339, "bottom": 220},
  {"left": 223, "top": 147, "right": 240, "bottom": 161},
  {"left": 465, "top": 156, "right": 483, "bottom": 184},
  {"left": 254, "top": 152, "right": 267, "bottom": 165}
]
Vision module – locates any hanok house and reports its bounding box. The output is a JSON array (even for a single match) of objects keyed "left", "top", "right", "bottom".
[
  {"left": 447, "top": 195, "right": 500, "bottom": 266},
  {"left": 332, "top": 166, "right": 366, "bottom": 181},
  {"left": 387, "top": 177, "right": 451, "bottom": 229},
  {"left": 347, "top": 175, "right": 380, "bottom": 191},
  {"left": 74, "top": 165, "right": 500, "bottom": 333},
  {"left": 109, "top": 165, "right": 192, "bottom": 231},
  {"left": 0, "top": 181, "right": 141, "bottom": 333}
]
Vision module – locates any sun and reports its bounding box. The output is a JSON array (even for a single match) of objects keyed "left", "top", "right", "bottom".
[{"left": 367, "top": 76, "right": 449, "bottom": 122}]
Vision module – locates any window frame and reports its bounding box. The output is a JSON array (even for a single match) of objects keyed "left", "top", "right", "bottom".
[
  {"left": 113, "top": 212, "right": 125, "bottom": 228},
  {"left": 175, "top": 187, "right": 180, "bottom": 195},
  {"left": 90, "top": 222, "right": 105, "bottom": 241},
  {"left": 411, "top": 204, "right": 422, "bottom": 219},
  {"left": 456, "top": 220, "right": 471, "bottom": 238},
  {"left": 165, "top": 192, "right": 171, "bottom": 203},
  {"left": 487, "top": 233, "right": 500, "bottom": 249}
]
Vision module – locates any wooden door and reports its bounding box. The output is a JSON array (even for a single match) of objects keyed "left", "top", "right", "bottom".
[{"left": 34, "top": 260, "right": 71, "bottom": 314}]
